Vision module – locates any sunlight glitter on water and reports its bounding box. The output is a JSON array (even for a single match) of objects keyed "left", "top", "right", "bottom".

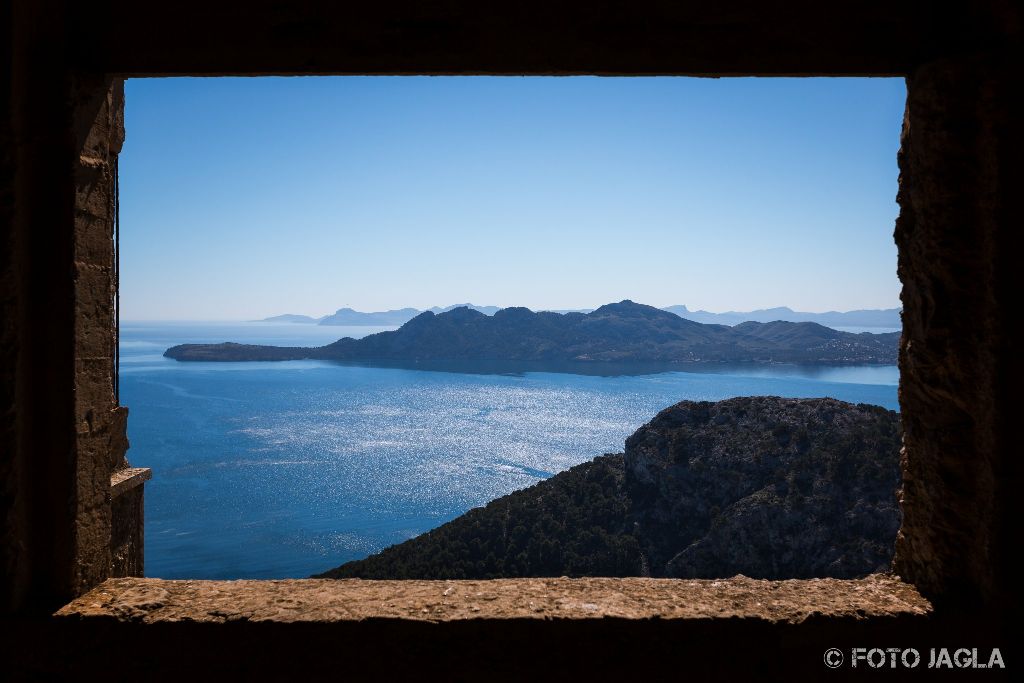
[{"left": 120, "top": 322, "right": 899, "bottom": 579}]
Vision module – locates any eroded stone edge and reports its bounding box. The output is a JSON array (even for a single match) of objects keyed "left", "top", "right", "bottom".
[{"left": 55, "top": 573, "right": 931, "bottom": 625}]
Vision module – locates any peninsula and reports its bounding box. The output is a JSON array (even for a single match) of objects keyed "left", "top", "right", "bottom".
[{"left": 166, "top": 300, "right": 899, "bottom": 365}]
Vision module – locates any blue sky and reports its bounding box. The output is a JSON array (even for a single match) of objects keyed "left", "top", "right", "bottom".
[{"left": 120, "top": 76, "right": 905, "bottom": 320}]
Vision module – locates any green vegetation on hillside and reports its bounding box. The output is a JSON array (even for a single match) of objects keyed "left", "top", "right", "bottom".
[{"left": 319, "top": 397, "right": 901, "bottom": 580}]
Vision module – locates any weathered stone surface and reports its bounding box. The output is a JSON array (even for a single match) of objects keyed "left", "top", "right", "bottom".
[
  {"left": 107, "top": 406, "right": 130, "bottom": 472},
  {"left": 110, "top": 478, "right": 146, "bottom": 578},
  {"left": 23, "top": 574, "right": 958, "bottom": 681},
  {"left": 893, "top": 49, "right": 1022, "bottom": 611},
  {"left": 69, "top": 74, "right": 124, "bottom": 598},
  {"left": 110, "top": 467, "right": 149, "bottom": 498},
  {"left": 57, "top": 574, "right": 930, "bottom": 624}
]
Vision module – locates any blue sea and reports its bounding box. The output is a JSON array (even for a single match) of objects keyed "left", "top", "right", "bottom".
[{"left": 120, "top": 321, "right": 900, "bottom": 579}]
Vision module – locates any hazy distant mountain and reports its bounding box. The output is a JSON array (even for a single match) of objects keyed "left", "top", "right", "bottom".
[
  {"left": 429, "top": 304, "right": 502, "bottom": 316},
  {"left": 662, "top": 304, "right": 901, "bottom": 328},
  {"left": 318, "top": 307, "right": 423, "bottom": 326},
  {"left": 167, "top": 300, "right": 899, "bottom": 365},
  {"left": 313, "top": 304, "right": 502, "bottom": 326},
  {"left": 257, "top": 314, "right": 322, "bottom": 323},
  {"left": 265, "top": 304, "right": 900, "bottom": 328}
]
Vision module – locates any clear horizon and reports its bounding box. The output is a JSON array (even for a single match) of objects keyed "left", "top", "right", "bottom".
[
  {"left": 120, "top": 76, "right": 905, "bottom": 320},
  {"left": 119, "top": 299, "right": 902, "bottom": 323}
]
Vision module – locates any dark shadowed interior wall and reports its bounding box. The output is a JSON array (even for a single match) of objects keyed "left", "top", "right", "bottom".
[{"left": 1, "top": 1, "right": 1020, "bottom": 678}]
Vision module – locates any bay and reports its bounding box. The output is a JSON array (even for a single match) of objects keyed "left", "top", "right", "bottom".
[{"left": 120, "top": 321, "right": 900, "bottom": 579}]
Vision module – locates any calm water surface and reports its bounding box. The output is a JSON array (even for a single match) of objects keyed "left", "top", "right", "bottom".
[{"left": 120, "top": 321, "right": 900, "bottom": 579}]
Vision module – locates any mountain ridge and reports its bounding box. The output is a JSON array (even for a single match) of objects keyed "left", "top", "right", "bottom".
[
  {"left": 168, "top": 300, "right": 899, "bottom": 365},
  {"left": 259, "top": 303, "right": 901, "bottom": 328},
  {"left": 260, "top": 304, "right": 503, "bottom": 326},
  {"left": 663, "top": 304, "right": 901, "bottom": 328}
]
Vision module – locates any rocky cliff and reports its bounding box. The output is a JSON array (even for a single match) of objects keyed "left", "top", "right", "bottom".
[{"left": 319, "top": 397, "right": 901, "bottom": 579}]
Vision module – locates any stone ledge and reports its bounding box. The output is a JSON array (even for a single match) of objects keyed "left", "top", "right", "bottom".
[
  {"left": 110, "top": 467, "right": 151, "bottom": 498},
  {"left": 55, "top": 573, "right": 929, "bottom": 624}
]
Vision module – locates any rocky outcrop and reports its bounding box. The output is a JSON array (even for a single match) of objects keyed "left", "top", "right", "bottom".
[
  {"left": 625, "top": 397, "right": 901, "bottom": 578},
  {"left": 320, "top": 397, "right": 901, "bottom": 580}
]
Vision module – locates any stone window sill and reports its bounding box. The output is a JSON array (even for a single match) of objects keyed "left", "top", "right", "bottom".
[
  {"left": 55, "top": 573, "right": 929, "bottom": 624},
  {"left": 110, "top": 467, "right": 151, "bottom": 498}
]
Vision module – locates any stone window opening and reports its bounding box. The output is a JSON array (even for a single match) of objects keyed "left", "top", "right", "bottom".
[
  {"left": 111, "top": 75, "right": 905, "bottom": 586},
  {"left": 53, "top": 70, "right": 1010, "bottom": 611},
  {"left": 4, "top": 4, "right": 1017, "bottom": 677}
]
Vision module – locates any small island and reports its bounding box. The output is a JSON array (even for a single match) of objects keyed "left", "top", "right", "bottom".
[{"left": 166, "top": 300, "right": 900, "bottom": 365}]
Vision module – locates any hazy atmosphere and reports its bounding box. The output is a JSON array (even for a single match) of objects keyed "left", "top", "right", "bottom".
[{"left": 120, "top": 76, "right": 905, "bottom": 320}]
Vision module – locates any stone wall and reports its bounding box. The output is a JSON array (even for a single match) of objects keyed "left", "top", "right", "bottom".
[
  {"left": 3, "top": 0, "right": 80, "bottom": 613},
  {"left": 1, "top": 28, "right": 134, "bottom": 610},
  {"left": 71, "top": 75, "right": 128, "bottom": 597},
  {"left": 110, "top": 470, "right": 148, "bottom": 578},
  {"left": 0, "top": 3, "right": 17, "bottom": 613},
  {"left": 1, "top": 4, "right": 1021, "bottom": 678},
  {"left": 894, "top": 49, "right": 1022, "bottom": 612}
]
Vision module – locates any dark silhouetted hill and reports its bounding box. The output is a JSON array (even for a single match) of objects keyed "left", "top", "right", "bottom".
[
  {"left": 167, "top": 301, "right": 899, "bottom": 364},
  {"left": 317, "top": 397, "right": 901, "bottom": 580}
]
